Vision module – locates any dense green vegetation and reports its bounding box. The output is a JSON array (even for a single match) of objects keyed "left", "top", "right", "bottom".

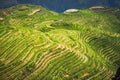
[{"left": 0, "top": 4, "right": 120, "bottom": 80}]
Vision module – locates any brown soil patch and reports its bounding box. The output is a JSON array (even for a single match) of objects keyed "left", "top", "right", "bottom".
[
  {"left": 0, "top": 10, "right": 10, "bottom": 16},
  {"left": 0, "top": 18, "right": 4, "bottom": 21}
]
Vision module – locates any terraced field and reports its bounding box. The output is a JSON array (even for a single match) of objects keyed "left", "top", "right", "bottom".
[{"left": 0, "top": 4, "right": 120, "bottom": 80}]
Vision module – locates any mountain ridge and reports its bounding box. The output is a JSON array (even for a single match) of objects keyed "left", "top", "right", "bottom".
[{"left": 0, "top": 0, "right": 120, "bottom": 12}]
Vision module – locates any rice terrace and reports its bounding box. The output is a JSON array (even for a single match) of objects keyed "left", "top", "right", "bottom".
[{"left": 0, "top": 4, "right": 120, "bottom": 80}]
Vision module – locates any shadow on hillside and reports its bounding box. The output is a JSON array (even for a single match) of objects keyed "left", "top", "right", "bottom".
[{"left": 112, "top": 67, "right": 120, "bottom": 80}]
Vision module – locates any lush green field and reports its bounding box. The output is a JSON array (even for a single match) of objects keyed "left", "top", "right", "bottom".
[{"left": 0, "top": 4, "right": 120, "bottom": 80}]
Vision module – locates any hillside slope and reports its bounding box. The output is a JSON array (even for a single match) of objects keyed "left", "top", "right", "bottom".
[{"left": 0, "top": 4, "right": 120, "bottom": 80}]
